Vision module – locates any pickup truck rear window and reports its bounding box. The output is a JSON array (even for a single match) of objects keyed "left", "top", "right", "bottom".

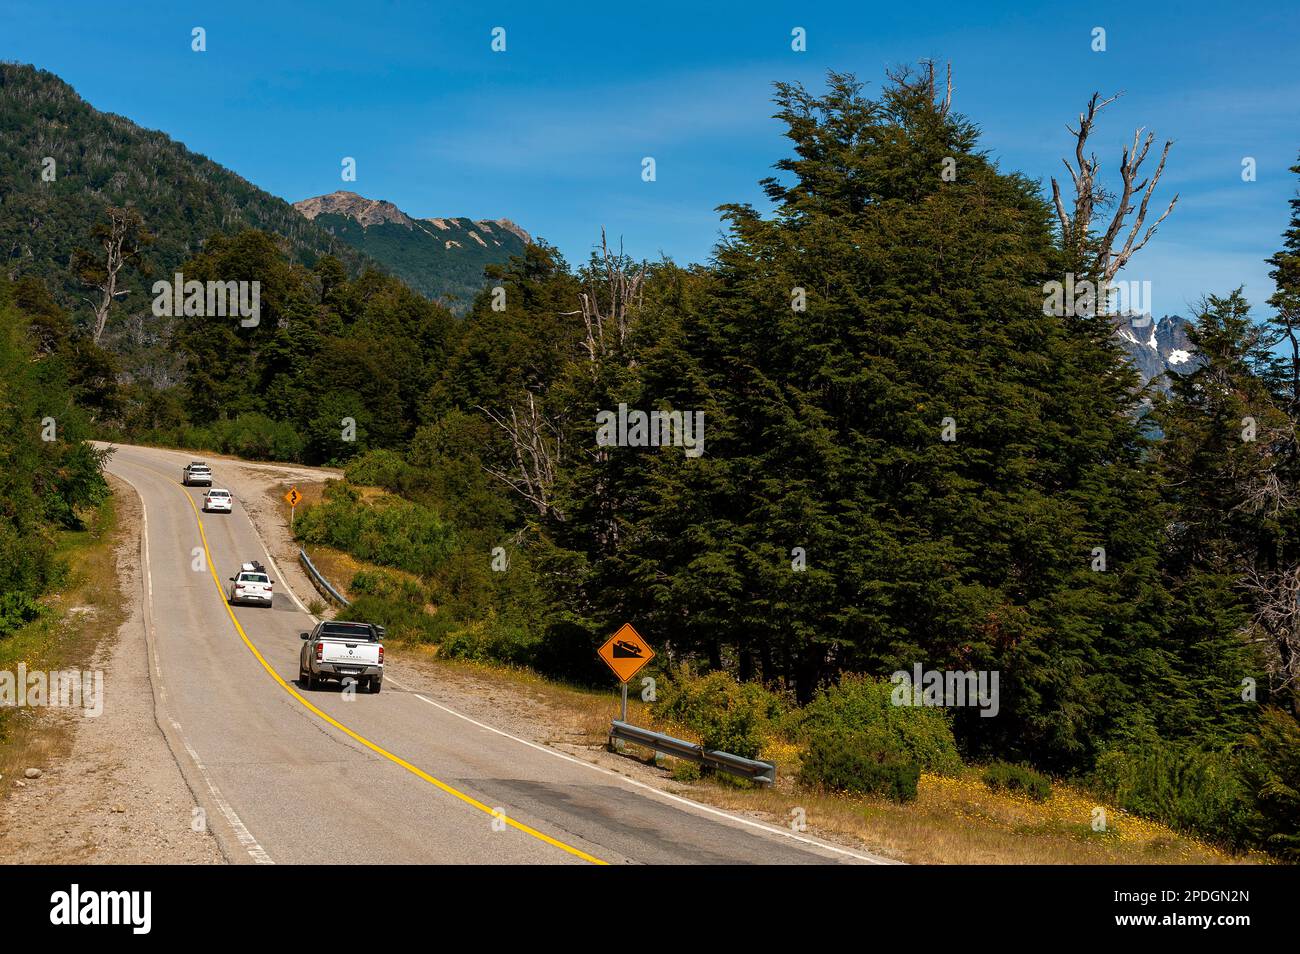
[{"left": 320, "top": 622, "right": 375, "bottom": 640}]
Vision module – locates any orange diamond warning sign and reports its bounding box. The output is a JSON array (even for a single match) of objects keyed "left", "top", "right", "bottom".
[
  {"left": 597, "top": 623, "right": 655, "bottom": 683},
  {"left": 285, "top": 487, "right": 303, "bottom": 507}
]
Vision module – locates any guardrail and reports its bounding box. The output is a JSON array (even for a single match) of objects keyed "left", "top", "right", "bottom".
[
  {"left": 298, "top": 548, "right": 351, "bottom": 607},
  {"left": 608, "top": 720, "right": 776, "bottom": 786}
]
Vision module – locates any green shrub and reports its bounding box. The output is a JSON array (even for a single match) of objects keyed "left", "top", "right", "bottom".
[
  {"left": 0, "top": 590, "right": 46, "bottom": 638},
  {"left": 670, "top": 760, "right": 702, "bottom": 783},
  {"left": 345, "top": 449, "right": 411, "bottom": 491},
  {"left": 797, "top": 675, "right": 963, "bottom": 775},
  {"left": 350, "top": 569, "right": 429, "bottom": 606},
  {"left": 981, "top": 761, "right": 1052, "bottom": 801},
  {"left": 295, "top": 488, "right": 454, "bottom": 576},
  {"left": 1237, "top": 708, "right": 1300, "bottom": 860},
  {"left": 653, "top": 670, "right": 787, "bottom": 760},
  {"left": 438, "top": 619, "right": 610, "bottom": 685},
  {"left": 345, "top": 594, "right": 440, "bottom": 643},
  {"left": 213, "top": 413, "right": 304, "bottom": 462},
  {"left": 439, "top": 621, "right": 539, "bottom": 666},
  {"left": 797, "top": 731, "right": 920, "bottom": 802},
  {"left": 1091, "top": 743, "right": 1254, "bottom": 845}
]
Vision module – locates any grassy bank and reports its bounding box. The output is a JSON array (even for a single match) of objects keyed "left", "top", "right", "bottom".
[{"left": 0, "top": 484, "right": 128, "bottom": 784}]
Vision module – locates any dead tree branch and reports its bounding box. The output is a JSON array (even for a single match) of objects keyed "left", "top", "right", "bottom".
[
  {"left": 73, "top": 206, "right": 152, "bottom": 345},
  {"left": 476, "top": 392, "right": 564, "bottom": 520},
  {"left": 577, "top": 228, "right": 645, "bottom": 375},
  {"left": 1241, "top": 565, "right": 1300, "bottom": 697},
  {"left": 1051, "top": 92, "right": 1178, "bottom": 289}
]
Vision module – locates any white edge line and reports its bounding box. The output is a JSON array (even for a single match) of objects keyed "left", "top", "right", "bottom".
[
  {"left": 173, "top": 719, "right": 273, "bottom": 865},
  {"left": 392, "top": 680, "right": 891, "bottom": 864},
  {"left": 120, "top": 462, "right": 273, "bottom": 865}
]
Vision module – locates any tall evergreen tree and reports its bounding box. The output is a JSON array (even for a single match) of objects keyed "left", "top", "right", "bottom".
[{"left": 594, "top": 68, "right": 1175, "bottom": 769}]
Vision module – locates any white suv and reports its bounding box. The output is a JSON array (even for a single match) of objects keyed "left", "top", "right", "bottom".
[
  {"left": 203, "top": 488, "right": 233, "bottom": 513},
  {"left": 182, "top": 461, "right": 213, "bottom": 486}
]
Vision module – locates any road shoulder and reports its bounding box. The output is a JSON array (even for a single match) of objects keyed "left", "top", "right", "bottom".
[{"left": 0, "top": 475, "right": 224, "bottom": 864}]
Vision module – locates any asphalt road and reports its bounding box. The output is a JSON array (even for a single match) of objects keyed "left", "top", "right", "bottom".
[{"left": 105, "top": 442, "right": 886, "bottom": 865}]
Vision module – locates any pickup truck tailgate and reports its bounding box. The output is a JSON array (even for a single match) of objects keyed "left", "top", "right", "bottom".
[{"left": 319, "top": 639, "right": 381, "bottom": 667}]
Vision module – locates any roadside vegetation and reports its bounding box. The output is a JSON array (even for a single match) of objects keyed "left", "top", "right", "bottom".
[
  {"left": 395, "top": 650, "right": 1269, "bottom": 865},
  {"left": 0, "top": 279, "right": 118, "bottom": 782},
  {"left": 0, "top": 279, "right": 110, "bottom": 641},
  {"left": 0, "top": 490, "right": 125, "bottom": 786}
]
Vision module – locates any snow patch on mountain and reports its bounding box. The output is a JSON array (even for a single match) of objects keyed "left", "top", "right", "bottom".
[{"left": 1112, "top": 314, "right": 1199, "bottom": 390}]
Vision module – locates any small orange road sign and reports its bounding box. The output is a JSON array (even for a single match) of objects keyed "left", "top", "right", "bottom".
[
  {"left": 285, "top": 487, "right": 303, "bottom": 507},
  {"left": 597, "top": 623, "right": 655, "bottom": 683}
]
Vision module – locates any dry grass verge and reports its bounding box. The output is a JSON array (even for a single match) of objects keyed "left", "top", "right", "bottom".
[
  {"left": 400, "top": 651, "right": 1270, "bottom": 866},
  {"left": 0, "top": 485, "right": 124, "bottom": 785}
]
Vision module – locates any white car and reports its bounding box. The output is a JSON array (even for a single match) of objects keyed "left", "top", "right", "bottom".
[
  {"left": 202, "top": 488, "right": 233, "bottom": 513},
  {"left": 228, "top": 562, "right": 274, "bottom": 608}
]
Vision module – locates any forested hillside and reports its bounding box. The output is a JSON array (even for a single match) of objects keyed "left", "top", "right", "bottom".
[{"left": 0, "top": 64, "right": 372, "bottom": 302}]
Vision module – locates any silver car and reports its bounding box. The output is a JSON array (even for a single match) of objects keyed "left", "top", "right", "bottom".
[{"left": 182, "top": 461, "right": 212, "bottom": 486}]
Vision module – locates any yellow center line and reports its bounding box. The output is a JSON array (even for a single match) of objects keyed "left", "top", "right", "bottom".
[{"left": 180, "top": 488, "right": 608, "bottom": 865}]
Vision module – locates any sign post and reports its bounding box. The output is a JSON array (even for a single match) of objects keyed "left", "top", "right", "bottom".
[
  {"left": 285, "top": 486, "right": 303, "bottom": 530},
  {"left": 597, "top": 623, "right": 655, "bottom": 731}
]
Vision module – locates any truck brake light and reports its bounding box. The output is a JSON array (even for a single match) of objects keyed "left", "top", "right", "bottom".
[
  {"left": 315, "top": 642, "right": 322, "bottom": 661},
  {"left": 378, "top": 645, "right": 384, "bottom": 664}
]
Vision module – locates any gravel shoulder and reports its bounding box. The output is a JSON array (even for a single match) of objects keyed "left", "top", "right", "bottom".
[{"left": 0, "top": 475, "right": 223, "bottom": 864}]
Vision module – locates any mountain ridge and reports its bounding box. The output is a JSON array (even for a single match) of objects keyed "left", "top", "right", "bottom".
[{"left": 293, "top": 190, "right": 530, "bottom": 313}]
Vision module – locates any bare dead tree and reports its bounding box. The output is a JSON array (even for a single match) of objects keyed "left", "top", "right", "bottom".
[
  {"left": 1051, "top": 92, "right": 1179, "bottom": 289},
  {"left": 476, "top": 392, "right": 564, "bottom": 521},
  {"left": 1233, "top": 427, "right": 1300, "bottom": 520},
  {"left": 1241, "top": 565, "right": 1300, "bottom": 702},
  {"left": 922, "top": 59, "right": 953, "bottom": 116},
  {"left": 483, "top": 230, "right": 645, "bottom": 541},
  {"left": 571, "top": 228, "right": 645, "bottom": 376},
  {"left": 73, "top": 205, "right": 152, "bottom": 345}
]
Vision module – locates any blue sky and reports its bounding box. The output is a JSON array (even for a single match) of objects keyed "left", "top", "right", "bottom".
[{"left": 4, "top": 0, "right": 1298, "bottom": 317}]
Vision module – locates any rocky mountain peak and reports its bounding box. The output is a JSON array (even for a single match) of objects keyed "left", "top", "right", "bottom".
[
  {"left": 293, "top": 191, "right": 414, "bottom": 229},
  {"left": 1113, "top": 313, "right": 1198, "bottom": 390}
]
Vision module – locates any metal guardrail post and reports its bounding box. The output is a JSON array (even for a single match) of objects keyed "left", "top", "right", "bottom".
[
  {"left": 608, "top": 720, "right": 776, "bottom": 785},
  {"left": 298, "top": 548, "right": 351, "bottom": 607}
]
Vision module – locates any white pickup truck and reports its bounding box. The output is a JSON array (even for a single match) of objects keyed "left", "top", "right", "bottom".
[
  {"left": 227, "top": 561, "right": 274, "bottom": 607},
  {"left": 299, "top": 621, "right": 384, "bottom": 693}
]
